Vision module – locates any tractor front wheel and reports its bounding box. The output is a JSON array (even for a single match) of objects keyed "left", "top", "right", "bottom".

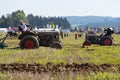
[{"left": 50, "top": 42, "right": 62, "bottom": 49}]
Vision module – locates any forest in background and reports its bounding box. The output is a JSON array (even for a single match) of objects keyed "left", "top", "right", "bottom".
[{"left": 0, "top": 10, "right": 71, "bottom": 29}]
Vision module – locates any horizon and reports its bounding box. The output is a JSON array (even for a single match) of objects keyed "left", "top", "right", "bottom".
[
  {"left": 1, "top": 0, "right": 120, "bottom": 17},
  {"left": 1, "top": 11, "right": 120, "bottom": 18}
]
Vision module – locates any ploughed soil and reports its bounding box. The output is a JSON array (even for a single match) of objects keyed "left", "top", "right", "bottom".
[{"left": 0, "top": 63, "right": 120, "bottom": 74}]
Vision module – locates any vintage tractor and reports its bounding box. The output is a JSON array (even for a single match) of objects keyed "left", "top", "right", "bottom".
[
  {"left": 83, "top": 28, "right": 114, "bottom": 47},
  {"left": 0, "top": 23, "right": 62, "bottom": 49},
  {"left": 18, "top": 29, "right": 62, "bottom": 49}
]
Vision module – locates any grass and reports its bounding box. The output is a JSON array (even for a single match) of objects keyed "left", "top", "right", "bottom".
[
  {"left": 0, "top": 32, "right": 120, "bottom": 79},
  {"left": 0, "top": 33, "right": 120, "bottom": 64},
  {"left": 0, "top": 45, "right": 120, "bottom": 64}
]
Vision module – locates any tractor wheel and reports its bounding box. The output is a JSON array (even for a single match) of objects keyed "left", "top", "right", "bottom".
[
  {"left": 83, "top": 40, "right": 91, "bottom": 46},
  {"left": 100, "top": 36, "right": 113, "bottom": 46},
  {"left": 50, "top": 42, "right": 62, "bottom": 49},
  {"left": 20, "top": 35, "right": 39, "bottom": 49}
]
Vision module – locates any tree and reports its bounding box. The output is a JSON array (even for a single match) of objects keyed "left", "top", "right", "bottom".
[
  {"left": 12, "top": 10, "right": 28, "bottom": 27},
  {"left": 0, "top": 15, "right": 8, "bottom": 28},
  {"left": 0, "top": 10, "right": 71, "bottom": 29},
  {"left": 27, "top": 14, "right": 35, "bottom": 26}
]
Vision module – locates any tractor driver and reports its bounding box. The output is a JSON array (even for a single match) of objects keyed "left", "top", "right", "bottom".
[
  {"left": 104, "top": 27, "right": 114, "bottom": 36},
  {"left": 19, "top": 20, "right": 27, "bottom": 32}
]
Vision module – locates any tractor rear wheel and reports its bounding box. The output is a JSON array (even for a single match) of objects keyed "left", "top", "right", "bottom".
[
  {"left": 20, "top": 35, "right": 39, "bottom": 49},
  {"left": 100, "top": 36, "right": 112, "bottom": 46}
]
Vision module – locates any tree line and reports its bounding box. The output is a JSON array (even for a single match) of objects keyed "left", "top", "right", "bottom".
[{"left": 0, "top": 10, "right": 71, "bottom": 29}]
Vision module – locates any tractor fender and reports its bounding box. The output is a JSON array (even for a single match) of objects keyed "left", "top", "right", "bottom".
[{"left": 18, "top": 32, "right": 38, "bottom": 40}]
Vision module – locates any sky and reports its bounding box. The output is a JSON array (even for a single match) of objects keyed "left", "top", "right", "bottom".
[{"left": 0, "top": 0, "right": 120, "bottom": 17}]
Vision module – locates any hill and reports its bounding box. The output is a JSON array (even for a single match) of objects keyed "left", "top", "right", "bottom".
[{"left": 66, "top": 16, "right": 120, "bottom": 27}]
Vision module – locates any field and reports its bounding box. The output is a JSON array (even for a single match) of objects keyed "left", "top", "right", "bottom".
[{"left": 0, "top": 33, "right": 120, "bottom": 80}]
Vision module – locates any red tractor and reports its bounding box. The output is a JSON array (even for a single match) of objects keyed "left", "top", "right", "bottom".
[{"left": 83, "top": 28, "right": 114, "bottom": 47}]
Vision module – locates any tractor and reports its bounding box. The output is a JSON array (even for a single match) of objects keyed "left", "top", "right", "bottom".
[
  {"left": 18, "top": 26, "right": 62, "bottom": 49},
  {"left": 83, "top": 27, "right": 114, "bottom": 47},
  {"left": 0, "top": 25, "right": 62, "bottom": 49}
]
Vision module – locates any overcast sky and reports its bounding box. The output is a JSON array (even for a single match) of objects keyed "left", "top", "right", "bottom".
[{"left": 0, "top": 0, "right": 120, "bottom": 17}]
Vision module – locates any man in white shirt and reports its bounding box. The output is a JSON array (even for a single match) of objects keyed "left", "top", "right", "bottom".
[{"left": 19, "top": 20, "right": 27, "bottom": 32}]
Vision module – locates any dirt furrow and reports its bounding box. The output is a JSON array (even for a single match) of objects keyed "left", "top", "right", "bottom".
[{"left": 0, "top": 63, "right": 119, "bottom": 74}]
